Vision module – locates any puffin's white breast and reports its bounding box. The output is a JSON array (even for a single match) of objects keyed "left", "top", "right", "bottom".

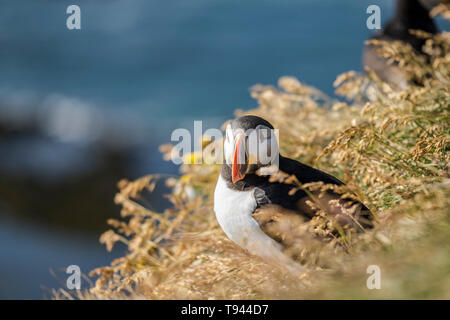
[{"left": 213, "top": 175, "right": 283, "bottom": 259}]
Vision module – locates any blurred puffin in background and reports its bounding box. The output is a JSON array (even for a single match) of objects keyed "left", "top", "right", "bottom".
[
  {"left": 363, "top": 0, "right": 442, "bottom": 89},
  {"left": 214, "top": 115, "right": 372, "bottom": 272}
]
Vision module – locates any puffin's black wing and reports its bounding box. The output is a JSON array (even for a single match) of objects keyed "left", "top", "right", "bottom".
[
  {"left": 278, "top": 156, "right": 344, "bottom": 186},
  {"left": 282, "top": 156, "right": 373, "bottom": 228},
  {"left": 253, "top": 156, "right": 373, "bottom": 234}
]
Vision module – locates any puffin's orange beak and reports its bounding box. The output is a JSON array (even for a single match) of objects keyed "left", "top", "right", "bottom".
[{"left": 232, "top": 133, "right": 248, "bottom": 183}]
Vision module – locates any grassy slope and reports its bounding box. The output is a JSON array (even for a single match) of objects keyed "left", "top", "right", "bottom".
[{"left": 54, "top": 23, "right": 449, "bottom": 300}]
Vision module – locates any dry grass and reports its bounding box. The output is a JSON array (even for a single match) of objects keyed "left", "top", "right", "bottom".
[{"left": 54, "top": 24, "right": 449, "bottom": 300}]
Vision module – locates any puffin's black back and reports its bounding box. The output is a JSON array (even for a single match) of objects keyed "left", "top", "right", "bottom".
[{"left": 363, "top": 0, "right": 439, "bottom": 88}]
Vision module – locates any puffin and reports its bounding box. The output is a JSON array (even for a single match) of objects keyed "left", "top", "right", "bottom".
[
  {"left": 214, "top": 115, "right": 372, "bottom": 272},
  {"left": 363, "top": 0, "right": 440, "bottom": 89}
]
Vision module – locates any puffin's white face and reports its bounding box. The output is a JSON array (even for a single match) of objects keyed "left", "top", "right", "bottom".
[
  {"left": 224, "top": 124, "right": 235, "bottom": 166},
  {"left": 224, "top": 123, "right": 279, "bottom": 183}
]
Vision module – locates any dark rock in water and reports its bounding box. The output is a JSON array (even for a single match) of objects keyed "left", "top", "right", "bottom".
[
  {"left": 0, "top": 90, "right": 177, "bottom": 234},
  {"left": 0, "top": 102, "right": 144, "bottom": 234},
  {"left": 0, "top": 120, "right": 133, "bottom": 233}
]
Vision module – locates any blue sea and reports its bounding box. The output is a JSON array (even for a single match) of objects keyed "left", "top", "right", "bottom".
[{"left": 0, "top": 0, "right": 448, "bottom": 299}]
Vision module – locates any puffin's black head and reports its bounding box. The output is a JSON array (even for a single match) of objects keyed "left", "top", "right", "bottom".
[
  {"left": 224, "top": 115, "right": 279, "bottom": 183},
  {"left": 230, "top": 115, "right": 274, "bottom": 132}
]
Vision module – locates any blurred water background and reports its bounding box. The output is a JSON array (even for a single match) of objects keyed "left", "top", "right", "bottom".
[{"left": 0, "top": 0, "right": 448, "bottom": 299}]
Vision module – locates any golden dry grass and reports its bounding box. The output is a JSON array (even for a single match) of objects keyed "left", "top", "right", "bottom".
[{"left": 54, "top": 24, "right": 449, "bottom": 300}]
